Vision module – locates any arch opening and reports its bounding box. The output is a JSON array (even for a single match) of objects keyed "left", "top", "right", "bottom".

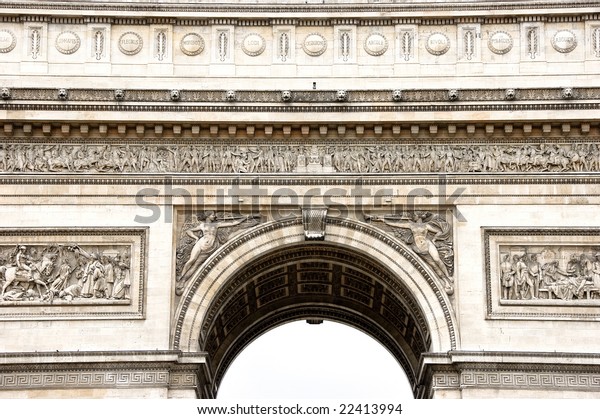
[
  {"left": 217, "top": 320, "right": 415, "bottom": 399},
  {"left": 199, "top": 242, "right": 432, "bottom": 398}
]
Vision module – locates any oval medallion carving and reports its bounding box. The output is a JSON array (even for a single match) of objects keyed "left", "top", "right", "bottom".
[
  {"left": 55, "top": 31, "right": 81, "bottom": 55},
  {"left": 426, "top": 32, "right": 450, "bottom": 56},
  {"left": 242, "top": 33, "right": 266, "bottom": 57},
  {"left": 364, "top": 32, "right": 388, "bottom": 56},
  {"left": 180, "top": 33, "right": 205, "bottom": 56},
  {"left": 488, "top": 31, "right": 513, "bottom": 55},
  {"left": 303, "top": 33, "right": 327, "bottom": 57},
  {"left": 118, "top": 32, "right": 143, "bottom": 56},
  {"left": 552, "top": 30, "right": 577, "bottom": 53},
  {"left": 0, "top": 29, "right": 16, "bottom": 54}
]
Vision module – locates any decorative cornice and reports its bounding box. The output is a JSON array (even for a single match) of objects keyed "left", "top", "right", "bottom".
[
  {"left": 2, "top": 88, "right": 598, "bottom": 104},
  {"left": 1, "top": 1, "right": 599, "bottom": 17}
]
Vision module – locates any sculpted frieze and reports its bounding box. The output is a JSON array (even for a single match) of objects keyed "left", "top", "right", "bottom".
[
  {"left": 0, "top": 228, "right": 147, "bottom": 320},
  {"left": 485, "top": 229, "right": 600, "bottom": 320},
  {"left": 0, "top": 244, "right": 131, "bottom": 303},
  {"left": 0, "top": 141, "right": 598, "bottom": 175}
]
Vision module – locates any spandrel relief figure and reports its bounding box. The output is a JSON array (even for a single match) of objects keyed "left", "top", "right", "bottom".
[
  {"left": 175, "top": 211, "right": 261, "bottom": 295},
  {"left": 0, "top": 243, "right": 130, "bottom": 303},
  {"left": 367, "top": 211, "right": 454, "bottom": 294},
  {"left": 499, "top": 247, "right": 600, "bottom": 301}
]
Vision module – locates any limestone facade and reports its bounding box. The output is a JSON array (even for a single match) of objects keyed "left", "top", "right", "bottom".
[{"left": 1, "top": 0, "right": 600, "bottom": 398}]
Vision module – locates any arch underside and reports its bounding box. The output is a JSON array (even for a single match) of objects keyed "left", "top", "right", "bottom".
[{"left": 199, "top": 243, "right": 433, "bottom": 395}]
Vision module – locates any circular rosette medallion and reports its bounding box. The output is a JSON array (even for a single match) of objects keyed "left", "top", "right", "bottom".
[
  {"left": 302, "top": 33, "right": 327, "bottom": 57},
  {"left": 118, "top": 32, "right": 143, "bottom": 56},
  {"left": 487, "top": 31, "right": 513, "bottom": 55},
  {"left": 364, "top": 32, "right": 388, "bottom": 56},
  {"left": 242, "top": 33, "right": 266, "bottom": 57},
  {"left": 425, "top": 32, "right": 450, "bottom": 56},
  {"left": 0, "top": 29, "right": 16, "bottom": 54},
  {"left": 180, "top": 33, "right": 205, "bottom": 56},
  {"left": 552, "top": 30, "right": 577, "bottom": 53},
  {"left": 55, "top": 31, "right": 81, "bottom": 55}
]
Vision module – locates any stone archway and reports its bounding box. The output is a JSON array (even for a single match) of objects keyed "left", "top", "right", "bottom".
[{"left": 172, "top": 216, "right": 458, "bottom": 398}]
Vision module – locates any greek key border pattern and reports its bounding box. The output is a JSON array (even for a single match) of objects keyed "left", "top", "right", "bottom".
[{"left": 0, "top": 370, "right": 170, "bottom": 389}]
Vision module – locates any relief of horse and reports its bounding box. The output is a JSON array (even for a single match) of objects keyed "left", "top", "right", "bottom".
[{"left": 0, "top": 254, "right": 55, "bottom": 298}]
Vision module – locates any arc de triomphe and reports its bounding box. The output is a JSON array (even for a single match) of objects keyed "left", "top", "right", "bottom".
[{"left": 1, "top": 0, "right": 600, "bottom": 398}]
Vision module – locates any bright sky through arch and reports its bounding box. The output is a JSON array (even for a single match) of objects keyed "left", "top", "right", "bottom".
[{"left": 217, "top": 320, "right": 414, "bottom": 399}]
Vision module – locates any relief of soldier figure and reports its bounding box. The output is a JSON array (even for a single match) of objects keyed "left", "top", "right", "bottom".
[
  {"left": 0, "top": 142, "right": 598, "bottom": 174},
  {"left": 0, "top": 243, "right": 131, "bottom": 303},
  {"left": 366, "top": 211, "right": 454, "bottom": 295},
  {"left": 499, "top": 247, "right": 600, "bottom": 301}
]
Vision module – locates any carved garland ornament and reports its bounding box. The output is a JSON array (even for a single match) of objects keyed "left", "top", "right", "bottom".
[{"left": 0, "top": 29, "right": 16, "bottom": 54}]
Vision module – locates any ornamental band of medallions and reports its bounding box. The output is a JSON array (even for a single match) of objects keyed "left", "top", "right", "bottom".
[
  {"left": 485, "top": 228, "right": 600, "bottom": 321},
  {"left": 0, "top": 140, "right": 598, "bottom": 175},
  {"left": 0, "top": 228, "right": 147, "bottom": 320},
  {"left": 0, "top": 20, "right": 597, "bottom": 65}
]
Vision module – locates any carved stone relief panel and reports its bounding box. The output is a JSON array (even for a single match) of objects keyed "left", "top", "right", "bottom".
[
  {"left": 396, "top": 25, "right": 418, "bottom": 62},
  {"left": 591, "top": 25, "right": 600, "bottom": 58},
  {"left": 175, "top": 211, "right": 262, "bottom": 295},
  {"left": 0, "top": 228, "right": 147, "bottom": 320},
  {"left": 212, "top": 26, "right": 233, "bottom": 63},
  {"left": 366, "top": 210, "right": 454, "bottom": 294},
  {"left": 334, "top": 26, "right": 355, "bottom": 63},
  {"left": 485, "top": 228, "right": 600, "bottom": 320},
  {"left": 24, "top": 22, "right": 47, "bottom": 61},
  {"left": 521, "top": 22, "right": 545, "bottom": 60},
  {"left": 458, "top": 24, "right": 480, "bottom": 62},
  {"left": 152, "top": 26, "right": 171, "bottom": 62},
  {"left": 273, "top": 26, "right": 294, "bottom": 63},
  {"left": 87, "top": 24, "right": 109, "bottom": 62},
  {"left": 0, "top": 139, "right": 598, "bottom": 175}
]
